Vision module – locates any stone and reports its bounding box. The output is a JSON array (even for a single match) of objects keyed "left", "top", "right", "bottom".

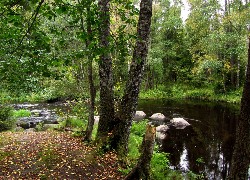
[
  {"left": 156, "top": 125, "right": 169, "bottom": 132},
  {"left": 94, "top": 116, "right": 100, "bottom": 124},
  {"left": 43, "top": 124, "right": 59, "bottom": 131},
  {"left": 25, "top": 128, "right": 35, "bottom": 132},
  {"left": 156, "top": 131, "right": 167, "bottom": 140},
  {"left": 134, "top": 111, "right": 146, "bottom": 120},
  {"left": 16, "top": 121, "right": 30, "bottom": 129},
  {"left": 149, "top": 113, "right": 166, "bottom": 121},
  {"left": 170, "top": 118, "right": 190, "bottom": 128},
  {"left": 39, "top": 110, "right": 51, "bottom": 117}
]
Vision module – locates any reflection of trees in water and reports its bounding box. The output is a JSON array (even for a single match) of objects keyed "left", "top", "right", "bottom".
[
  {"left": 160, "top": 129, "right": 184, "bottom": 169},
  {"left": 158, "top": 104, "right": 237, "bottom": 179}
]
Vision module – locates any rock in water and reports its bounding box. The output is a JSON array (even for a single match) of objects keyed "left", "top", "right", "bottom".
[
  {"left": 170, "top": 118, "right": 190, "bottom": 129},
  {"left": 134, "top": 111, "right": 146, "bottom": 120},
  {"left": 149, "top": 113, "right": 166, "bottom": 121},
  {"left": 94, "top": 116, "right": 100, "bottom": 124},
  {"left": 156, "top": 131, "right": 167, "bottom": 140},
  {"left": 156, "top": 125, "right": 169, "bottom": 132}
]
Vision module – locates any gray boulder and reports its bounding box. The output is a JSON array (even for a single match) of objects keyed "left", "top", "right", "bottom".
[
  {"left": 94, "top": 116, "right": 100, "bottom": 124},
  {"left": 134, "top": 111, "right": 146, "bottom": 120},
  {"left": 43, "top": 124, "right": 60, "bottom": 131},
  {"left": 149, "top": 113, "right": 166, "bottom": 121},
  {"left": 156, "top": 131, "right": 167, "bottom": 140},
  {"left": 170, "top": 118, "right": 190, "bottom": 129},
  {"left": 156, "top": 125, "right": 169, "bottom": 132}
]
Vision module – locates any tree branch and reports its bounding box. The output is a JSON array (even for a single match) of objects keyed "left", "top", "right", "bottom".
[{"left": 13, "top": 0, "right": 45, "bottom": 53}]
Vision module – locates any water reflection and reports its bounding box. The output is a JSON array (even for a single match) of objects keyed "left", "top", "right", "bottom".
[{"left": 138, "top": 99, "right": 239, "bottom": 179}]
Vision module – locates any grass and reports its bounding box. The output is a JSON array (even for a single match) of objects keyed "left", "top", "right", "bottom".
[
  {"left": 139, "top": 84, "right": 242, "bottom": 104},
  {"left": 12, "top": 109, "right": 31, "bottom": 118}
]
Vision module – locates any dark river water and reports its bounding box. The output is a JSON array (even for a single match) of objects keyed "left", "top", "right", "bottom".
[
  {"left": 137, "top": 99, "right": 240, "bottom": 180},
  {"left": 13, "top": 99, "right": 247, "bottom": 179}
]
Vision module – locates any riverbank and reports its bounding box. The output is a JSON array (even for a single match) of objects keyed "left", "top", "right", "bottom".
[
  {"left": 139, "top": 84, "right": 242, "bottom": 104},
  {"left": 0, "top": 84, "right": 242, "bottom": 105}
]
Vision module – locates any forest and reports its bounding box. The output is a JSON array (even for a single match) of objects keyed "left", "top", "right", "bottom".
[{"left": 0, "top": 0, "right": 250, "bottom": 179}]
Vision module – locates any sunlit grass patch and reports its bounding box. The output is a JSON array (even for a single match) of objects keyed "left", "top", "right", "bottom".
[{"left": 12, "top": 109, "right": 31, "bottom": 118}]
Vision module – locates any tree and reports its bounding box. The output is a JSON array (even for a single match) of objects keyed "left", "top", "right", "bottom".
[
  {"left": 77, "top": 0, "right": 97, "bottom": 141},
  {"left": 228, "top": 25, "right": 250, "bottom": 179},
  {"left": 96, "top": 0, "right": 116, "bottom": 142},
  {"left": 147, "top": 0, "right": 191, "bottom": 87},
  {"left": 96, "top": 0, "right": 153, "bottom": 156}
]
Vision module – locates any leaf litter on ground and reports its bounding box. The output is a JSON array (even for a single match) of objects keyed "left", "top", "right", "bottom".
[{"left": 0, "top": 131, "right": 123, "bottom": 179}]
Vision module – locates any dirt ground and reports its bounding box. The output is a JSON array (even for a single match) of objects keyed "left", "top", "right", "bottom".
[{"left": 0, "top": 131, "right": 124, "bottom": 180}]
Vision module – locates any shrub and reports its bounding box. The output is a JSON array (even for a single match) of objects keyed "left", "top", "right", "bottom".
[{"left": 0, "top": 106, "right": 16, "bottom": 132}]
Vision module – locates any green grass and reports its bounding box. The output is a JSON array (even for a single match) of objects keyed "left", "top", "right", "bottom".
[
  {"left": 12, "top": 109, "right": 31, "bottom": 118},
  {"left": 139, "top": 84, "right": 242, "bottom": 104}
]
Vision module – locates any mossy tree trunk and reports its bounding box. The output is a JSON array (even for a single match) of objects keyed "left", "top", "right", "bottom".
[{"left": 228, "top": 29, "right": 250, "bottom": 179}]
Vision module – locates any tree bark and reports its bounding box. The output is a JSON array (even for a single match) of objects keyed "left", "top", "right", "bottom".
[
  {"left": 111, "top": 0, "right": 153, "bottom": 155},
  {"left": 96, "top": 0, "right": 115, "bottom": 140},
  {"left": 228, "top": 31, "right": 250, "bottom": 180},
  {"left": 83, "top": 1, "right": 96, "bottom": 142},
  {"left": 124, "top": 125, "right": 156, "bottom": 180}
]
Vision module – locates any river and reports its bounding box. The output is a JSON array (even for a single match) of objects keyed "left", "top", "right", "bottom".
[
  {"left": 138, "top": 99, "right": 240, "bottom": 180},
  {"left": 13, "top": 99, "right": 244, "bottom": 179}
]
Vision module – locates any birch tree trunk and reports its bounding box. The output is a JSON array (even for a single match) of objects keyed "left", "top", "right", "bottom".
[{"left": 111, "top": 0, "right": 153, "bottom": 155}]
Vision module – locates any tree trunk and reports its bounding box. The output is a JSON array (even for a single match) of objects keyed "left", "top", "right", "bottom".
[
  {"left": 111, "top": 0, "right": 153, "bottom": 155},
  {"left": 78, "top": 0, "right": 96, "bottom": 142},
  {"left": 228, "top": 31, "right": 250, "bottom": 180},
  {"left": 124, "top": 125, "right": 156, "bottom": 180},
  {"left": 236, "top": 60, "right": 240, "bottom": 88},
  {"left": 96, "top": 0, "right": 115, "bottom": 140},
  {"left": 84, "top": 3, "right": 96, "bottom": 142}
]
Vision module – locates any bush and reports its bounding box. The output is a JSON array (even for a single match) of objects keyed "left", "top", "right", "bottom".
[{"left": 0, "top": 106, "right": 16, "bottom": 132}]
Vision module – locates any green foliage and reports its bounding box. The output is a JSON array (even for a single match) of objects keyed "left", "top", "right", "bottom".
[
  {"left": 123, "top": 120, "right": 183, "bottom": 179},
  {"left": 151, "top": 151, "right": 170, "bottom": 179},
  {"left": 139, "top": 85, "right": 169, "bottom": 99},
  {"left": 0, "top": 106, "right": 16, "bottom": 132},
  {"left": 130, "top": 120, "right": 148, "bottom": 137},
  {"left": 140, "top": 83, "right": 242, "bottom": 104},
  {"left": 186, "top": 171, "right": 205, "bottom": 180},
  {"left": 12, "top": 109, "right": 31, "bottom": 118},
  {"left": 57, "top": 99, "right": 89, "bottom": 132}
]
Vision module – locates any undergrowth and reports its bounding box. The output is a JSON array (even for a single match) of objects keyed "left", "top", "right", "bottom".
[{"left": 140, "top": 84, "right": 242, "bottom": 104}]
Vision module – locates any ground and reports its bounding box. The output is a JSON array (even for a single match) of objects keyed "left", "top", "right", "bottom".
[{"left": 0, "top": 131, "right": 124, "bottom": 180}]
